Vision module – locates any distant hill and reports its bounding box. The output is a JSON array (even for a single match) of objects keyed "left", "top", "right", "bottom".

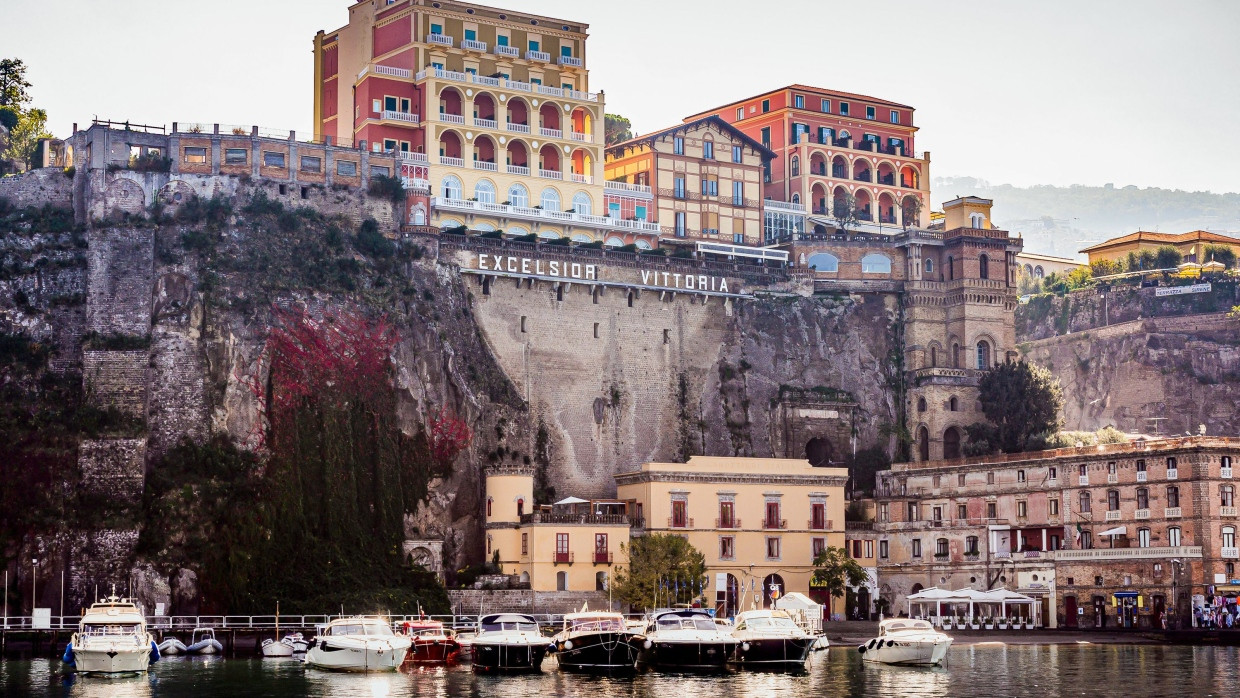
[{"left": 933, "top": 177, "right": 1240, "bottom": 259}]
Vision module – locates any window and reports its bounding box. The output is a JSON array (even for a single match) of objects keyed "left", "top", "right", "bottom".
[
  {"left": 371, "top": 165, "right": 391, "bottom": 177},
  {"left": 976, "top": 341, "right": 992, "bottom": 370},
  {"left": 673, "top": 136, "right": 684, "bottom": 155},
  {"left": 864, "top": 540, "right": 874, "bottom": 558},
  {"left": 520, "top": 316, "right": 527, "bottom": 333},
  {"left": 1049, "top": 498, "right": 1059, "bottom": 516},
  {"left": 1224, "top": 485, "right": 1236, "bottom": 507},
  {"left": 1167, "top": 457, "right": 1178, "bottom": 472},
  {"left": 555, "top": 533, "right": 569, "bottom": 562},
  {"left": 672, "top": 499, "right": 688, "bottom": 528},
  {"left": 1137, "top": 488, "right": 1149, "bottom": 509},
  {"left": 732, "top": 145, "right": 743, "bottom": 163},
  {"left": 1107, "top": 490, "right": 1119, "bottom": 511},
  {"left": 839, "top": 102, "right": 849, "bottom": 116},
  {"left": 528, "top": 39, "right": 540, "bottom": 51},
  {"left": 820, "top": 99, "right": 831, "bottom": 113},
  {"left": 224, "top": 148, "right": 247, "bottom": 165},
  {"left": 812, "top": 538, "right": 826, "bottom": 559},
  {"left": 1017, "top": 469, "right": 1026, "bottom": 483},
  {"left": 907, "top": 502, "right": 919, "bottom": 521},
  {"left": 936, "top": 538, "right": 949, "bottom": 556},
  {"left": 521, "top": 532, "right": 528, "bottom": 555},
  {"left": 932, "top": 506, "right": 943, "bottom": 522},
  {"left": 430, "top": 23, "right": 443, "bottom": 34},
  {"left": 300, "top": 155, "right": 322, "bottom": 173},
  {"left": 924, "top": 258, "right": 934, "bottom": 274},
  {"left": 262, "top": 151, "right": 286, "bottom": 167},
  {"left": 1080, "top": 463, "right": 1088, "bottom": 478},
  {"left": 674, "top": 212, "right": 686, "bottom": 237},
  {"left": 794, "top": 94, "right": 804, "bottom": 109},
  {"left": 808, "top": 253, "right": 840, "bottom": 273},
  {"left": 595, "top": 533, "right": 608, "bottom": 556},
  {"left": 878, "top": 503, "right": 888, "bottom": 522},
  {"left": 911, "top": 539, "right": 922, "bottom": 558},
  {"left": 760, "top": 127, "right": 770, "bottom": 146},
  {"left": 703, "top": 140, "right": 714, "bottom": 159},
  {"left": 572, "top": 192, "right": 591, "bottom": 214},
  {"left": 765, "top": 501, "right": 782, "bottom": 529},
  {"left": 1079, "top": 491, "right": 1092, "bottom": 513},
  {"left": 719, "top": 501, "right": 734, "bottom": 528},
  {"left": 1049, "top": 466, "right": 1058, "bottom": 481},
  {"left": 720, "top": 536, "right": 735, "bottom": 559},
  {"left": 673, "top": 176, "right": 686, "bottom": 198},
  {"left": 1138, "top": 528, "right": 1151, "bottom": 548},
  {"left": 865, "top": 105, "right": 875, "bottom": 120},
  {"left": 790, "top": 155, "right": 799, "bottom": 177},
  {"left": 766, "top": 537, "right": 781, "bottom": 559},
  {"left": 861, "top": 254, "right": 892, "bottom": 274},
  {"left": 979, "top": 254, "right": 990, "bottom": 279},
  {"left": 733, "top": 181, "right": 744, "bottom": 206},
  {"left": 1081, "top": 531, "right": 1093, "bottom": 549},
  {"left": 701, "top": 177, "right": 718, "bottom": 197},
  {"left": 336, "top": 160, "right": 357, "bottom": 176},
  {"left": 761, "top": 99, "right": 770, "bottom": 113},
  {"left": 497, "top": 34, "right": 509, "bottom": 46},
  {"left": 879, "top": 540, "right": 889, "bottom": 558},
  {"left": 441, "top": 174, "right": 464, "bottom": 200},
  {"left": 593, "top": 323, "right": 599, "bottom": 339},
  {"left": 950, "top": 397, "right": 959, "bottom": 412},
  {"left": 383, "top": 138, "right": 397, "bottom": 152},
  {"left": 1167, "top": 486, "right": 1180, "bottom": 508},
  {"left": 183, "top": 147, "right": 207, "bottom": 164},
  {"left": 965, "top": 536, "right": 979, "bottom": 555},
  {"left": 735, "top": 107, "right": 744, "bottom": 121},
  {"left": 508, "top": 183, "right": 529, "bottom": 207},
  {"left": 540, "top": 188, "right": 561, "bottom": 210},
  {"left": 811, "top": 502, "right": 826, "bottom": 529},
  {"left": 916, "top": 397, "right": 927, "bottom": 412},
  {"left": 957, "top": 503, "right": 967, "bottom": 519},
  {"left": 986, "top": 502, "right": 996, "bottom": 518},
  {"left": 958, "top": 474, "right": 966, "bottom": 487},
  {"left": 1168, "top": 526, "right": 1181, "bottom": 547},
  {"left": 1017, "top": 501, "right": 1028, "bottom": 518},
  {"left": 890, "top": 109, "right": 900, "bottom": 124},
  {"left": 1224, "top": 526, "right": 1236, "bottom": 549}
]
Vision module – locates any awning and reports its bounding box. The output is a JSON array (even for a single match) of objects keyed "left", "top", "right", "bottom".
[
  {"left": 1100, "top": 526, "right": 1127, "bottom": 536},
  {"left": 1112, "top": 591, "right": 1139, "bottom": 598},
  {"left": 554, "top": 496, "right": 589, "bottom": 506}
]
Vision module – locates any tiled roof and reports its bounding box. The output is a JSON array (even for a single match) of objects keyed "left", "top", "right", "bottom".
[
  {"left": 684, "top": 84, "right": 913, "bottom": 120},
  {"left": 1081, "top": 230, "right": 1240, "bottom": 254},
  {"left": 605, "top": 115, "right": 776, "bottom": 160}
]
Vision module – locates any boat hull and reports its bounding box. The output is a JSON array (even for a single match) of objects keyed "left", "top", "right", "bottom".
[
  {"left": 73, "top": 646, "right": 151, "bottom": 674},
  {"left": 157, "top": 639, "right": 186, "bottom": 656},
  {"left": 641, "top": 639, "right": 736, "bottom": 672},
  {"left": 472, "top": 640, "right": 548, "bottom": 673},
  {"left": 185, "top": 640, "right": 223, "bottom": 655},
  {"left": 860, "top": 638, "right": 952, "bottom": 666},
  {"left": 732, "top": 636, "right": 812, "bottom": 669},
  {"left": 305, "top": 640, "right": 409, "bottom": 672},
  {"left": 555, "top": 632, "right": 641, "bottom": 671},
  {"left": 406, "top": 639, "right": 460, "bottom": 663},
  {"left": 261, "top": 639, "right": 295, "bottom": 657}
]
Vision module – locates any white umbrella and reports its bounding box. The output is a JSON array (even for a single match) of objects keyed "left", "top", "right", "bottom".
[
  {"left": 1100, "top": 526, "right": 1126, "bottom": 536},
  {"left": 554, "top": 496, "right": 589, "bottom": 506}
]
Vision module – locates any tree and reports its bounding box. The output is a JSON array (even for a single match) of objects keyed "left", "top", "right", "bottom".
[
  {"left": 1203, "top": 244, "right": 1236, "bottom": 269},
  {"left": 0, "top": 106, "right": 17, "bottom": 131},
  {"left": 976, "top": 359, "right": 1064, "bottom": 453},
  {"left": 6, "top": 107, "right": 50, "bottom": 168},
  {"left": 900, "top": 196, "right": 923, "bottom": 231},
  {"left": 811, "top": 546, "right": 869, "bottom": 601},
  {"left": 1089, "top": 259, "right": 1122, "bottom": 278},
  {"left": 612, "top": 533, "right": 706, "bottom": 610},
  {"left": 0, "top": 58, "right": 32, "bottom": 108},
  {"left": 833, "top": 193, "right": 860, "bottom": 233},
  {"left": 604, "top": 113, "right": 632, "bottom": 147},
  {"left": 1154, "top": 245, "right": 1182, "bottom": 271}
]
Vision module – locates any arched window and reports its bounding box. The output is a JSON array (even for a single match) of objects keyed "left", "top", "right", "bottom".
[
  {"left": 943, "top": 427, "right": 961, "bottom": 459},
  {"left": 1079, "top": 491, "right": 1092, "bottom": 513},
  {"left": 540, "top": 188, "right": 561, "bottom": 211},
  {"left": 861, "top": 253, "right": 892, "bottom": 274},
  {"left": 556, "top": 571, "right": 568, "bottom": 591},
  {"left": 790, "top": 155, "right": 800, "bottom": 177},
  {"left": 917, "top": 426, "right": 929, "bottom": 461},
  {"left": 807, "top": 252, "right": 839, "bottom": 272},
  {"left": 979, "top": 254, "right": 990, "bottom": 280},
  {"left": 924, "top": 258, "right": 934, "bottom": 274},
  {"left": 1223, "top": 485, "right": 1235, "bottom": 507},
  {"left": 572, "top": 192, "right": 591, "bottom": 215},
  {"left": 917, "top": 397, "right": 927, "bottom": 412},
  {"left": 508, "top": 183, "right": 529, "bottom": 208},
  {"left": 604, "top": 237, "right": 624, "bottom": 247},
  {"left": 486, "top": 497, "right": 493, "bottom": 517},
  {"left": 635, "top": 240, "right": 653, "bottom": 250},
  {"left": 1168, "top": 526, "right": 1181, "bottom": 546},
  {"left": 1223, "top": 526, "right": 1236, "bottom": 549},
  {"left": 570, "top": 233, "right": 592, "bottom": 243},
  {"left": 970, "top": 212, "right": 985, "bottom": 228},
  {"left": 475, "top": 179, "right": 497, "bottom": 204},
  {"left": 1138, "top": 527, "right": 1150, "bottom": 548},
  {"left": 410, "top": 202, "right": 426, "bottom": 226},
  {"left": 441, "top": 174, "right": 463, "bottom": 200},
  {"left": 948, "top": 396, "right": 958, "bottom": 412},
  {"left": 951, "top": 343, "right": 960, "bottom": 368},
  {"left": 947, "top": 256, "right": 955, "bottom": 281},
  {"left": 791, "top": 193, "right": 800, "bottom": 204},
  {"left": 596, "top": 571, "right": 607, "bottom": 591},
  {"left": 930, "top": 346, "right": 938, "bottom": 367},
  {"left": 976, "top": 340, "right": 992, "bottom": 370},
  {"left": 1034, "top": 265, "right": 1044, "bottom": 278}
]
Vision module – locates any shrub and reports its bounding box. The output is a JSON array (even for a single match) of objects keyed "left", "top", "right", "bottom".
[
  {"left": 355, "top": 218, "right": 395, "bottom": 258},
  {"left": 128, "top": 152, "right": 172, "bottom": 172},
  {"left": 82, "top": 332, "right": 152, "bottom": 351},
  {"left": 367, "top": 174, "right": 406, "bottom": 206}
]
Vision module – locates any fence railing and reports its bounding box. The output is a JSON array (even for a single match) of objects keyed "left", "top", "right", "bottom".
[{"left": 0, "top": 613, "right": 614, "bottom": 633}]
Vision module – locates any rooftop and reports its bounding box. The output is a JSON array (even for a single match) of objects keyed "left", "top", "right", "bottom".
[
  {"left": 889, "top": 435, "right": 1240, "bottom": 473},
  {"left": 685, "top": 84, "right": 915, "bottom": 121},
  {"left": 1080, "top": 230, "right": 1240, "bottom": 254},
  {"left": 606, "top": 115, "right": 776, "bottom": 161}
]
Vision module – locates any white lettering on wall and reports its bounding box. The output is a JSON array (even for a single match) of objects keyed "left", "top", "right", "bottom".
[{"left": 473, "top": 254, "right": 737, "bottom": 295}]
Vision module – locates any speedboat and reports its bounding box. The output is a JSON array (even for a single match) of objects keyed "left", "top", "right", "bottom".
[
  {"left": 551, "top": 611, "right": 642, "bottom": 672},
  {"left": 455, "top": 629, "right": 477, "bottom": 661},
  {"left": 261, "top": 633, "right": 308, "bottom": 657},
  {"left": 64, "top": 595, "right": 156, "bottom": 674},
  {"left": 857, "top": 618, "right": 952, "bottom": 666},
  {"left": 730, "top": 610, "right": 813, "bottom": 670},
  {"left": 400, "top": 619, "right": 460, "bottom": 663},
  {"left": 185, "top": 627, "right": 223, "bottom": 654},
  {"left": 471, "top": 613, "right": 550, "bottom": 673},
  {"left": 157, "top": 636, "right": 187, "bottom": 655},
  {"left": 304, "top": 617, "right": 410, "bottom": 672},
  {"left": 638, "top": 609, "right": 737, "bottom": 672}
]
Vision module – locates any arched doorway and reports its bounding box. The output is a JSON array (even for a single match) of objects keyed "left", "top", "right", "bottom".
[
  {"left": 596, "top": 571, "right": 607, "bottom": 591},
  {"left": 557, "top": 571, "right": 567, "bottom": 591},
  {"left": 763, "top": 573, "right": 785, "bottom": 608},
  {"left": 718, "top": 573, "right": 740, "bottom": 618},
  {"left": 917, "top": 426, "right": 930, "bottom": 462},
  {"left": 943, "top": 427, "right": 961, "bottom": 460},
  {"left": 805, "top": 437, "right": 835, "bottom": 467},
  {"left": 857, "top": 586, "right": 872, "bottom": 620}
]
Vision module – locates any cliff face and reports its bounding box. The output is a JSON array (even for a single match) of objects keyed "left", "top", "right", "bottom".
[{"left": 1016, "top": 284, "right": 1240, "bottom": 436}]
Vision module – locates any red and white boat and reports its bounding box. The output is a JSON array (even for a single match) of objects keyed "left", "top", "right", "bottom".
[{"left": 400, "top": 619, "right": 461, "bottom": 664}]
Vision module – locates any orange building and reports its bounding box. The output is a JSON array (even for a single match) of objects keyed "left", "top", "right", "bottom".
[{"left": 1080, "top": 230, "right": 1240, "bottom": 267}]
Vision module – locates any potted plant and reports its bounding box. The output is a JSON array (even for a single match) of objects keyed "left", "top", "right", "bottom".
[
  {"left": 969, "top": 616, "right": 980, "bottom": 630},
  {"left": 997, "top": 616, "right": 1008, "bottom": 630},
  {"left": 984, "top": 616, "right": 994, "bottom": 630}
]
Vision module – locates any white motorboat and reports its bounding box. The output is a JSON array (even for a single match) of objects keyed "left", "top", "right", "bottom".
[
  {"left": 157, "top": 637, "right": 187, "bottom": 655},
  {"left": 638, "top": 609, "right": 737, "bottom": 672},
  {"left": 65, "top": 595, "right": 156, "bottom": 674},
  {"left": 730, "top": 610, "right": 814, "bottom": 669},
  {"left": 454, "top": 630, "right": 477, "bottom": 661},
  {"left": 857, "top": 618, "right": 952, "bottom": 666},
  {"left": 185, "top": 627, "right": 224, "bottom": 654},
  {"left": 304, "top": 617, "right": 411, "bottom": 672},
  {"left": 262, "top": 632, "right": 308, "bottom": 657},
  {"left": 471, "top": 613, "right": 550, "bottom": 673}
]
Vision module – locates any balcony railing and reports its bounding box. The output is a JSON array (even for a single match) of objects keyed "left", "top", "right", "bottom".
[
  {"left": 392, "top": 151, "right": 429, "bottom": 164},
  {"left": 473, "top": 75, "right": 502, "bottom": 87},
  {"left": 854, "top": 172, "right": 871, "bottom": 182},
  {"left": 526, "top": 50, "right": 550, "bottom": 62},
  {"left": 426, "top": 33, "right": 454, "bottom": 47},
  {"left": 494, "top": 45, "right": 520, "bottom": 58},
  {"left": 1224, "top": 468, "right": 1234, "bottom": 479},
  {"left": 518, "top": 512, "right": 635, "bottom": 526},
  {"left": 668, "top": 517, "right": 694, "bottom": 529},
  {"left": 1165, "top": 507, "right": 1182, "bottom": 518},
  {"left": 1222, "top": 506, "right": 1238, "bottom": 517},
  {"left": 473, "top": 117, "right": 497, "bottom": 129},
  {"left": 604, "top": 180, "right": 653, "bottom": 195},
  {"left": 558, "top": 56, "right": 583, "bottom": 67},
  {"left": 570, "top": 131, "right": 589, "bottom": 142},
  {"left": 1135, "top": 508, "right": 1151, "bottom": 519},
  {"left": 1168, "top": 469, "right": 1178, "bottom": 480},
  {"left": 1223, "top": 547, "right": 1240, "bottom": 560},
  {"left": 1058, "top": 546, "right": 1202, "bottom": 561},
  {"left": 1107, "top": 473, "right": 1119, "bottom": 484},
  {"left": 362, "top": 64, "right": 413, "bottom": 80},
  {"left": 538, "top": 168, "right": 563, "bottom": 180},
  {"left": 571, "top": 173, "right": 592, "bottom": 184},
  {"left": 1137, "top": 471, "right": 1148, "bottom": 482},
  {"left": 439, "top": 113, "right": 465, "bottom": 125},
  {"left": 381, "top": 110, "right": 420, "bottom": 124},
  {"left": 809, "top": 519, "right": 831, "bottom": 530},
  {"left": 461, "top": 39, "right": 487, "bottom": 51},
  {"left": 831, "top": 167, "right": 847, "bottom": 178},
  {"left": 554, "top": 551, "right": 574, "bottom": 564},
  {"left": 1105, "top": 510, "right": 1121, "bottom": 521},
  {"left": 715, "top": 518, "right": 741, "bottom": 529},
  {"left": 507, "top": 164, "right": 530, "bottom": 176},
  {"left": 473, "top": 160, "right": 497, "bottom": 171},
  {"left": 438, "top": 156, "right": 465, "bottom": 167},
  {"left": 507, "top": 123, "right": 531, "bottom": 134},
  {"left": 414, "top": 67, "right": 600, "bottom": 102},
  {"left": 1078, "top": 475, "right": 1089, "bottom": 486},
  {"left": 539, "top": 127, "right": 563, "bottom": 139},
  {"left": 593, "top": 551, "right": 612, "bottom": 565},
  {"left": 764, "top": 519, "right": 788, "bottom": 530},
  {"left": 431, "top": 197, "right": 661, "bottom": 233}
]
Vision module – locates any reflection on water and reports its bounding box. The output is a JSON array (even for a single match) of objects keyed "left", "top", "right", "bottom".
[{"left": 2, "top": 644, "right": 1240, "bottom": 697}]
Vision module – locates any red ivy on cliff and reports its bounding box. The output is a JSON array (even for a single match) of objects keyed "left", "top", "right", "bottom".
[{"left": 428, "top": 407, "right": 472, "bottom": 470}]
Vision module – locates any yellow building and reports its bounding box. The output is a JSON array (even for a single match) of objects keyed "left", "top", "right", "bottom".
[
  {"left": 484, "top": 463, "right": 631, "bottom": 592},
  {"left": 1080, "top": 230, "right": 1240, "bottom": 267},
  {"left": 615, "top": 456, "right": 849, "bottom": 617},
  {"left": 1015, "top": 251, "right": 1084, "bottom": 280}
]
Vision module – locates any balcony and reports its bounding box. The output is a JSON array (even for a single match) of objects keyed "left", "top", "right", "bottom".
[
  {"left": 431, "top": 197, "right": 661, "bottom": 233},
  {"left": 506, "top": 164, "right": 530, "bottom": 176},
  {"left": 381, "top": 110, "right": 420, "bottom": 124},
  {"left": 715, "top": 518, "right": 741, "bottom": 529},
  {"left": 764, "top": 519, "right": 788, "bottom": 530},
  {"left": 473, "top": 160, "right": 497, "bottom": 172},
  {"left": 359, "top": 64, "right": 413, "bottom": 80},
  {"left": 414, "top": 67, "right": 601, "bottom": 102},
  {"left": 1107, "top": 473, "right": 1119, "bottom": 484},
  {"left": 1105, "top": 510, "right": 1121, "bottom": 521},
  {"left": 539, "top": 127, "right": 563, "bottom": 139},
  {"left": 507, "top": 123, "right": 531, "bottom": 134},
  {"left": 1135, "top": 508, "right": 1151, "bottom": 519},
  {"left": 831, "top": 167, "right": 847, "bottom": 178},
  {"left": 558, "top": 55, "right": 583, "bottom": 67},
  {"left": 1225, "top": 467, "right": 1234, "bottom": 479},
  {"left": 554, "top": 551, "right": 574, "bottom": 564},
  {"left": 763, "top": 199, "right": 805, "bottom": 213},
  {"left": 808, "top": 519, "right": 832, "bottom": 531},
  {"left": 438, "top": 156, "right": 464, "bottom": 167},
  {"left": 593, "top": 551, "right": 613, "bottom": 565},
  {"left": 461, "top": 39, "right": 487, "bottom": 52},
  {"left": 1078, "top": 475, "right": 1090, "bottom": 486},
  {"left": 1057, "top": 546, "right": 1202, "bottom": 561},
  {"left": 538, "top": 168, "right": 563, "bottom": 180},
  {"left": 1222, "top": 506, "right": 1238, "bottom": 518},
  {"left": 854, "top": 172, "right": 872, "bottom": 183},
  {"left": 473, "top": 117, "right": 497, "bottom": 129},
  {"left": 604, "top": 180, "right": 653, "bottom": 197},
  {"left": 570, "top": 173, "right": 593, "bottom": 184},
  {"left": 518, "top": 512, "right": 635, "bottom": 525},
  {"left": 526, "top": 50, "right": 550, "bottom": 62},
  {"left": 439, "top": 113, "right": 465, "bottom": 125},
  {"left": 1168, "top": 469, "right": 1178, "bottom": 480},
  {"left": 570, "top": 131, "right": 590, "bottom": 142},
  {"left": 426, "top": 33, "right": 454, "bottom": 47},
  {"left": 1224, "top": 547, "right": 1240, "bottom": 560},
  {"left": 494, "top": 44, "right": 520, "bottom": 58},
  {"left": 1137, "top": 471, "right": 1148, "bottom": 482},
  {"left": 392, "top": 151, "right": 429, "bottom": 164},
  {"left": 668, "top": 517, "right": 694, "bottom": 529},
  {"left": 1165, "top": 507, "right": 1182, "bottom": 518}
]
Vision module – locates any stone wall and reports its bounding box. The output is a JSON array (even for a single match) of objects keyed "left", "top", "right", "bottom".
[
  {"left": 86, "top": 227, "right": 154, "bottom": 336},
  {"left": 67, "top": 529, "right": 141, "bottom": 612},
  {"left": 447, "top": 589, "right": 615, "bottom": 616},
  {"left": 77, "top": 438, "right": 146, "bottom": 502},
  {"left": 0, "top": 168, "right": 74, "bottom": 209},
  {"left": 83, "top": 350, "right": 148, "bottom": 417},
  {"left": 1016, "top": 282, "right": 1240, "bottom": 342}
]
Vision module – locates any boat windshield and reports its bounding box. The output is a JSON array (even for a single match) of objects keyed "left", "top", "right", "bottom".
[
  {"left": 569, "top": 617, "right": 622, "bottom": 632},
  {"left": 82, "top": 624, "right": 140, "bottom": 636},
  {"left": 482, "top": 620, "right": 539, "bottom": 632},
  {"left": 883, "top": 620, "right": 933, "bottom": 633},
  {"left": 410, "top": 628, "right": 445, "bottom": 638},
  {"left": 743, "top": 617, "right": 800, "bottom": 630},
  {"left": 330, "top": 622, "right": 393, "bottom": 636},
  {"left": 657, "top": 617, "right": 716, "bottom": 631}
]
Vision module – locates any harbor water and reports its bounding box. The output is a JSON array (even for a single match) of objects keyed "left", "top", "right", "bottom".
[{"left": 3, "top": 644, "right": 1240, "bottom": 697}]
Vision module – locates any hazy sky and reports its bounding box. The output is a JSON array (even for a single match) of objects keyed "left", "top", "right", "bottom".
[{"left": 5, "top": 0, "right": 1237, "bottom": 193}]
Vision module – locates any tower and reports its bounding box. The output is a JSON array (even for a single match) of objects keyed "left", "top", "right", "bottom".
[{"left": 483, "top": 462, "right": 535, "bottom": 573}]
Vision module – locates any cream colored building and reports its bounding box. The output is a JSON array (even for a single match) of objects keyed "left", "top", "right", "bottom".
[
  {"left": 615, "top": 456, "right": 849, "bottom": 617},
  {"left": 1016, "top": 251, "right": 1084, "bottom": 279}
]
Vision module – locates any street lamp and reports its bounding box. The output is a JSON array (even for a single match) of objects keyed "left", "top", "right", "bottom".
[{"left": 30, "top": 558, "right": 38, "bottom": 619}]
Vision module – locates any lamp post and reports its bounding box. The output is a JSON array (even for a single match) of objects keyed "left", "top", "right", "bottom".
[{"left": 30, "top": 558, "right": 38, "bottom": 623}]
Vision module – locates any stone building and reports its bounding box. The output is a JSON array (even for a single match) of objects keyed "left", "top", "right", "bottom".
[{"left": 872, "top": 436, "right": 1239, "bottom": 630}]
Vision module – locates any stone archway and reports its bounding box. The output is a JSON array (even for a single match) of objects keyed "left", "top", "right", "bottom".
[
  {"left": 763, "top": 573, "right": 786, "bottom": 609},
  {"left": 805, "top": 437, "right": 836, "bottom": 467},
  {"left": 102, "top": 177, "right": 146, "bottom": 217},
  {"left": 943, "top": 427, "right": 962, "bottom": 460}
]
